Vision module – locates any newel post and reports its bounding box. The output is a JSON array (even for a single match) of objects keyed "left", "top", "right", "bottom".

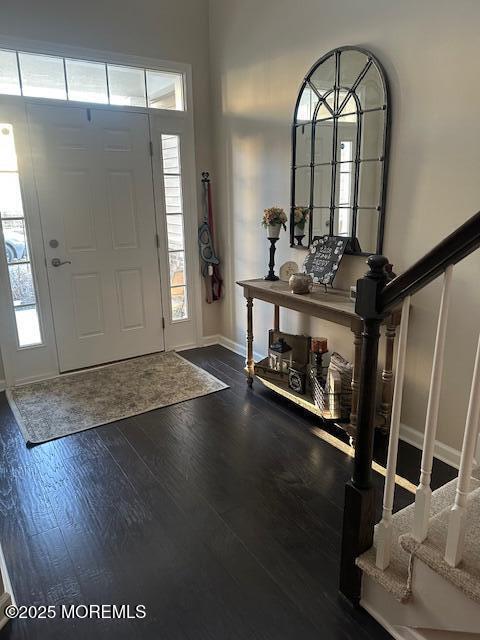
[{"left": 339, "top": 255, "right": 389, "bottom": 604}]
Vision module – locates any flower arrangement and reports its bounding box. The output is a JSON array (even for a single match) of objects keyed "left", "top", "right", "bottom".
[
  {"left": 262, "top": 207, "right": 287, "bottom": 230},
  {"left": 293, "top": 207, "right": 309, "bottom": 228}
]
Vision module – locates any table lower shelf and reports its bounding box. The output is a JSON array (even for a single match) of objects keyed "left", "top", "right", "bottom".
[
  {"left": 245, "top": 367, "right": 346, "bottom": 422},
  {"left": 244, "top": 369, "right": 389, "bottom": 436}
]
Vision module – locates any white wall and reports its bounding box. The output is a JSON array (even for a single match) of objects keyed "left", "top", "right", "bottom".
[
  {"left": 0, "top": 0, "right": 220, "bottom": 384},
  {"left": 208, "top": 0, "right": 480, "bottom": 452}
]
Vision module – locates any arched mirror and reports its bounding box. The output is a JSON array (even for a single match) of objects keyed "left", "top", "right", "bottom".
[{"left": 290, "top": 47, "right": 390, "bottom": 255}]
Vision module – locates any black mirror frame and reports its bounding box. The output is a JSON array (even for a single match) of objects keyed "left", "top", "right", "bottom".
[{"left": 290, "top": 46, "right": 391, "bottom": 256}]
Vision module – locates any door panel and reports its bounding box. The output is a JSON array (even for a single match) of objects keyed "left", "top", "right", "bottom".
[
  {"left": 27, "top": 104, "right": 164, "bottom": 371},
  {"left": 115, "top": 268, "right": 146, "bottom": 331},
  {"left": 107, "top": 171, "right": 138, "bottom": 249},
  {"left": 61, "top": 170, "right": 97, "bottom": 251},
  {"left": 72, "top": 272, "right": 105, "bottom": 338}
]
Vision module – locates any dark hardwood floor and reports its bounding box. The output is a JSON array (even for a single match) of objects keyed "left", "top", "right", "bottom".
[{"left": 0, "top": 345, "right": 456, "bottom": 640}]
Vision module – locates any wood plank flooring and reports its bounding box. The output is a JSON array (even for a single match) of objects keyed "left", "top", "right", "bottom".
[{"left": 0, "top": 345, "right": 456, "bottom": 640}]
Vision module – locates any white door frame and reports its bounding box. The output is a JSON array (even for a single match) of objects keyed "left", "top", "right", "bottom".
[{"left": 0, "top": 37, "right": 203, "bottom": 386}]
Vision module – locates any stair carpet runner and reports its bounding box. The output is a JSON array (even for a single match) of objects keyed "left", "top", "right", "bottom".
[{"left": 357, "top": 469, "right": 480, "bottom": 604}]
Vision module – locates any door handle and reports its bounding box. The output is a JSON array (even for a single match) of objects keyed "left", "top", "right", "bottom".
[{"left": 51, "top": 258, "right": 72, "bottom": 267}]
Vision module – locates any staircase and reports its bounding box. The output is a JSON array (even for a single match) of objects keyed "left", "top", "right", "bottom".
[{"left": 339, "top": 211, "right": 480, "bottom": 638}]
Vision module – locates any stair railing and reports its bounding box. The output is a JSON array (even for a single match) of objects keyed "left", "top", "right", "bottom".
[{"left": 340, "top": 210, "right": 480, "bottom": 604}]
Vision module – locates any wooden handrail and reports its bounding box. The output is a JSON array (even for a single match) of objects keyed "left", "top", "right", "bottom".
[{"left": 379, "top": 211, "right": 480, "bottom": 312}]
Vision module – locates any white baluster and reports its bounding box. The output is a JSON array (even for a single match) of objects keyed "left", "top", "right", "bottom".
[
  {"left": 445, "top": 332, "right": 480, "bottom": 566},
  {"left": 413, "top": 265, "right": 454, "bottom": 542},
  {"left": 376, "top": 296, "right": 411, "bottom": 570}
]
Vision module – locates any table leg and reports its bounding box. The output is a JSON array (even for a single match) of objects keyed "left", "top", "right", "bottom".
[
  {"left": 246, "top": 297, "right": 254, "bottom": 387},
  {"left": 274, "top": 305, "right": 280, "bottom": 332},
  {"left": 350, "top": 323, "right": 363, "bottom": 430},
  {"left": 380, "top": 320, "right": 397, "bottom": 430}
]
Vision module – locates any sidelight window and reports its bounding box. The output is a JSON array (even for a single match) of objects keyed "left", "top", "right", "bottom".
[
  {"left": 0, "top": 124, "right": 42, "bottom": 347},
  {"left": 161, "top": 134, "right": 188, "bottom": 321}
]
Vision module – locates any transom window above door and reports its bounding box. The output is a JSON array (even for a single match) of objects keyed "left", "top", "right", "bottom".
[{"left": 0, "top": 48, "right": 185, "bottom": 110}]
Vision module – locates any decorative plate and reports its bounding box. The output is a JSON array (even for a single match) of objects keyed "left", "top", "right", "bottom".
[{"left": 279, "top": 261, "right": 299, "bottom": 282}]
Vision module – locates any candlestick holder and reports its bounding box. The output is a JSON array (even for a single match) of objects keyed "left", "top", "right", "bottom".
[{"left": 264, "top": 237, "right": 279, "bottom": 281}]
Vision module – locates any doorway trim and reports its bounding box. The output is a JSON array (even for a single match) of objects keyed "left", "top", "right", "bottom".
[{"left": 0, "top": 36, "right": 203, "bottom": 386}]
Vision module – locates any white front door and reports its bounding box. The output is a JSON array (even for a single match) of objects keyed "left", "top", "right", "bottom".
[{"left": 27, "top": 103, "right": 164, "bottom": 371}]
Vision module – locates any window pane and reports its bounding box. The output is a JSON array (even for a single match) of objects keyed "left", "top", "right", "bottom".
[
  {"left": 314, "top": 121, "right": 333, "bottom": 165},
  {"left": 334, "top": 161, "right": 354, "bottom": 207},
  {"left": 169, "top": 251, "right": 185, "bottom": 287},
  {"left": 3, "top": 219, "right": 28, "bottom": 263},
  {"left": 8, "top": 262, "right": 36, "bottom": 306},
  {"left": 0, "top": 50, "right": 21, "bottom": 96},
  {"left": 166, "top": 215, "right": 184, "bottom": 251},
  {"left": 339, "top": 50, "right": 369, "bottom": 89},
  {"left": 65, "top": 58, "right": 108, "bottom": 104},
  {"left": 107, "top": 65, "right": 146, "bottom": 107},
  {"left": 311, "top": 208, "right": 331, "bottom": 237},
  {"left": 336, "top": 117, "right": 357, "bottom": 161},
  {"left": 0, "top": 124, "right": 18, "bottom": 171},
  {"left": 356, "top": 209, "right": 379, "bottom": 254},
  {"left": 333, "top": 207, "right": 353, "bottom": 237},
  {"left": 357, "top": 64, "right": 384, "bottom": 110},
  {"left": 310, "top": 54, "right": 336, "bottom": 96},
  {"left": 0, "top": 173, "right": 23, "bottom": 217},
  {"left": 171, "top": 286, "right": 187, "bottom": 321},
  {"left": 361, "top": 110, "right": 385, "bottom": 160},
  {"left": 294, "top": 166, "right": 311, "bottom": 207},
  {"left": 296, "top": 84, "right": 318, "bottom": 122},
  {"left": 147, "top": 70, "right": 184, "bottom": 110},
  {"left": 358, "top": 160, "right": 382, "bottom": 208},
  {"left": 19, "top": 52, "right": 67, "bottom": 100},
  {"left": 295, "top": 123, "right": 312, "bottom": 167},
  {"left": 161, "top": 134, "right": 180, "bottom": 173},
  {"left": 163, "top": 175, "right": 183, "bottom": 213},
  {"left": 15, "top": 305, "right": 41, "bottom": 347},
  {"left": 313, "top": 164, "right": 331, "bottom": 207}
]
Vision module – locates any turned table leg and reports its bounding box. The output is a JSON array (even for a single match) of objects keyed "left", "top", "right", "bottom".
[
  {"left": 380, "top": 320, "right": 397, "bottom": 430},
  {"left": 274, "top": 304, "right": 280, "bottom": 332},
  {"left": 246, "top": 296, "right": 254, "bottom": 387},
  {"left": 350, "top": 321, "right": 363, "bottom": 431}
]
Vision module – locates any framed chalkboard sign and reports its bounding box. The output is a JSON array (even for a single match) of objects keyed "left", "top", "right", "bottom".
[{"left": 303, "top": 235, "right": 348, "bottom": 286}]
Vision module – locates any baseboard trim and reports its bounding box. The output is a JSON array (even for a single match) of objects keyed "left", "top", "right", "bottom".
[
  {"left": 200, "top": 334, "right": 264, "bottom": 362},
  {"left": 216, "top": 335, "right": 264, "bottom": 363},
  {"left": 400, "top": 423, "right": 461, "bottom": 470},
  {"left": 173, "top": 341, "right": 204, "bottom": 353},
  {"left": 200, "top": 334, "right": 222, "bottom": 348}
]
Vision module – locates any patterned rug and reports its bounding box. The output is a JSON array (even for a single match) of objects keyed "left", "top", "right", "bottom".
[{"left": 8, "top": 352, "right": 228, "bottom": 445}]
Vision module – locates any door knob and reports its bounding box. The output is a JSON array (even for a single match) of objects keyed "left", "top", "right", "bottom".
[{"left": 51, "top": 258, "right": 72, "bottom": 267}]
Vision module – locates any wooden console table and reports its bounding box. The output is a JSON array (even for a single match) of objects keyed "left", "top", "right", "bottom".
[{"left": 236, "top": 279, "right": 402, "bottom": 432}]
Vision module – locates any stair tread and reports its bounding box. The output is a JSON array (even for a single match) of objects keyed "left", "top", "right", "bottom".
[
  {"left": 400, "top": 484, "right": 480, "bottom": 604},
  {"left": 357, "top": 472, "right": 480, "bottom": 603}
]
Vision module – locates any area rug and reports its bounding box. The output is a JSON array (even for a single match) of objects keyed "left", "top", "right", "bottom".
[{"left": 8, "top": 351, "right": 228, "bottom": 445}]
